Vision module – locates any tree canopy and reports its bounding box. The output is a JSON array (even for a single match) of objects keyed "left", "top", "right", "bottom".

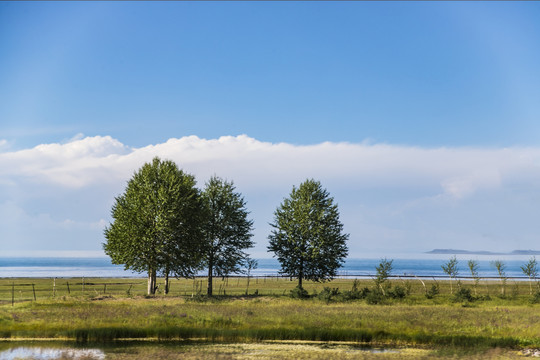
[
  {"left": 267, "top": 179, "right": 349, "bottom": 290},
  {"left": 103, "top": 157, "right": 205, "bottom": 295},
  {"left": 202, "top": 176, "right": 254, "bottom": 296}
]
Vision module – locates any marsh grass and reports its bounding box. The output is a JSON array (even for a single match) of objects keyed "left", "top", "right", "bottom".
[
  {"left": 2, "top": 294, "right": 540, "bottom": 348},
  {"left": 2, "top": 277, "right": 540, "bottom": 351}
]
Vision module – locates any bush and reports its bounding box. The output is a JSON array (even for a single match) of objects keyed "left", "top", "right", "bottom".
[
  {"left": 318, "top": 287, "right": 340, "bottom": 304},
  {"left": 530, "top": 291, "right": 540, "bottom": 304},
  {"left": 342, "top": 280, "right": 370, "bottom": 300},
  {"left": 425, "top": 284, "right": 440, "bottom": 299},
  {"left": 388, "top": 285, "right": 406, "bottom": 299},
  {"left": 453, "top": 287, "right": 474, "bottom": 303},
  {"left": 290, "top": 286, "right": 310, "bottom": 299},
  {"left": 366, "top": 290, "right": 385, "bottom": 305}
]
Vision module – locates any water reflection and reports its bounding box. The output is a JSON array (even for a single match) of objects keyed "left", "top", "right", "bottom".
[
  {"left": 0, "top": 347, "right": 105, "bottom": 360},
  {"left": 0, "top": 342, "right": 404, "bottom": 359}
]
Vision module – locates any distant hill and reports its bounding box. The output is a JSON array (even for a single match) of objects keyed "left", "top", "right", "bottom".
[{"left": 426, "top": 249, "right": 540, "bottom": 255}]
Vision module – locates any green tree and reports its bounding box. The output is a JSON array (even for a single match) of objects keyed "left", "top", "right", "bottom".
[
  {"left": 521, "top": 257, "right": 538, "bottom": 295},
  {"left": 268, "top": 179, "right": 349, "bottom": 290},
  {"left": 374, "top": 258, "right": 393, "bottom": 296},
  {"left": 467, "top": 259, "right": 480, "bottom": 296},
  {"left": 103, "top": 157, "right": 205, "bottom": 295},
  {"left": 245, "top": 257, "right": 258, "bottom": 295},
  {"left": 201, "top": 176, "right": 254, "bottom": 296},
  {"left": 442, "top": 256, "right": 459, "bottom": 294},
  {"left": 492, "top": 260, "right": 507, "bottom": 296}
]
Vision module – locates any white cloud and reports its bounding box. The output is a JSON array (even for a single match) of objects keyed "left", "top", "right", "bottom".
[
  {"left": 2, "top": 134, "right": 540, "bottom": 255},
  {"left": 2, "top": 134, "right": 540, "bottom": 197}
]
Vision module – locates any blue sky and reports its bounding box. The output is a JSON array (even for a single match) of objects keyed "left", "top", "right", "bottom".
[{"left": 1, "top": 2, "right": 540, "bottom": 259}]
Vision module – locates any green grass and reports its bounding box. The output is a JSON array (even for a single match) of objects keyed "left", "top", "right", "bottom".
[
  {"left": 0, "top": 276, "right": 536, "bottom": 302},
  {"left": 1, "top": 277, "right": 540, "bottom": 352}
]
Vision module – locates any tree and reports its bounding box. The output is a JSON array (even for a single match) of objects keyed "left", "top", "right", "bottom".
[
  {"left": 267, "top": 179, "right": 349, "bottom": 290},
  {"left": 103, "top": 157, "right": 205, "bottom": 295},
  {"left": 442, "top": 256, "right": 459, "bottom": 294},
  {"left": 492, "top": 260, "right": 507, "bottom": 296},
  {"left": 521, "top": 257, "right": 538, "bottom": 295},
  {"left": 201, "top": 176, "right": 254, "bottom": 296},
  {"left": 374, "top": 258, "right": 393, "bottom": 296},
  {"left": 245, "top": 258, "right": 258, "bottom": 295},
  {"left": 467, "top": 260, "right": 480, "bottom": 296}
]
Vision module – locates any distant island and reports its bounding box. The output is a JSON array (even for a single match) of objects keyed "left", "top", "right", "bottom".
[{"left": 426, "top": 249, "right": 540, "bottom": 255}]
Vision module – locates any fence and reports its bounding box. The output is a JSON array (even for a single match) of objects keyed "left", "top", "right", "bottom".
[{"left": 1, "top": 274, "right": 537, "bottom": 306}]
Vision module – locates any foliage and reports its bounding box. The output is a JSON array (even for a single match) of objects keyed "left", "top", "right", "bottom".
[
  {"left": 425, "top": 283, "right": 440, "bottom": 299},
  {"left": 492, "top": 260, "right": 507, "bottom": 296},
  {"left": 388, "top": 285, "right": 407, "bottom": 299},
  {"left": 374, "top": 258, "right": 393, "bottom": 296},
  {"left": 103, "top": 157, "right": 205, "bottom": 294},
  {"left": 268, "top": 179, "right": 348, "bottom": 289},
  {"left": 467, "top": 260, "right": 480, "bottom": 295},
  {"left": 441, "top": 256, "right": 459, "bottom": 294},
  {"left": 521, "top": 257, "right": 538, "bottom": 295},
  {"left": 365, "top": 290, "right": 385, "bottom": 305},
  {"left": 245, "top": 258, "right": 258, "bottom": 295},
  {"left": 201, "top": 176, "right": 254, "bottom": 296},
  {"left": 453, "top": 287, "right": 474, "bottom": 303},
  {"left": 317, "top": 287, "right": 341, "bottom": 304},
  {"left": 530, "top": 290, "right": 540, "bottom": 304},
  {"left": 290, "top": 285, "right": 310, "bottom": 299},
  {"left": 341, "top": 280, "right": 370, "bottom": 301}
]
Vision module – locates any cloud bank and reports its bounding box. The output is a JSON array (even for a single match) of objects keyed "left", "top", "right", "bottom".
[
  {"left": 2, "top": 134, "right": 540, "bottom": 195},
  {"left": 1, "top": 134, "right": 540, "bottom": 256}
]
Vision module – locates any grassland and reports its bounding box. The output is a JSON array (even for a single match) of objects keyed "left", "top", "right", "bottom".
[{"left": 1, "top": 276, "right": 540, "bottom": 358}]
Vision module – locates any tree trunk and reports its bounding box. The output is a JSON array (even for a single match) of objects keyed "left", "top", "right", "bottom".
[
  {"left": 147, "top": 268, "right": 157, "bottom": 295},
  {"left": 298, "top": 260, "right": 303, "bottom": 290},
  {"left": 164, "top": 271, "right": 170, "bottom": 295},
  {"left": 207, "top": 258, "right": 213, "bottom": 296}
]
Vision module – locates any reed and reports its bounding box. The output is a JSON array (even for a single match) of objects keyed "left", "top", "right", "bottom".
[{"left": 2, "top": 288, "right": 540, "bottom": 350}]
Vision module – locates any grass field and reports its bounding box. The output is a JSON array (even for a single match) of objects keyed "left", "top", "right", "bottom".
[
  {"left": 1, "top": 277, "right": 540, "bottom": 358},
  {"left": 1, "top": 275, "right": 537, "bottom": 303}
]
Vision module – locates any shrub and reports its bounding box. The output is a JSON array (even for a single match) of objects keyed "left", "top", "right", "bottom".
[
  {"left": 453, "top": 287, "right": 474, "bottom": 303},
  {"left": 318, "top": 287, "right": 341, "bottom": 304},
  {"left": 425, "top": 284, "right": 440, "bottom": 299},
  {"left": 290, "top": 286, "right": 310, "bottom": 299},
  {"left": 530, "top": 291, "right": 540, "bottom": 304},
  {"left": 388, "top": 285, "right": 406, "bottom": 299},
  {"left": 366, "top": 289, "right": 385, "bottom": 305},
  {"left": 342, "top": 280, "right": 370, "bottom": 300}
]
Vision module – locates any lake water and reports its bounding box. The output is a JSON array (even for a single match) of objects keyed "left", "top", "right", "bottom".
[
  {"left": 0, "top": 343, "right": 401, "bottom": 360},
  {"left": 0, "top": 346, "right": 105, "bottom": 360},
  {"left": 0, "top": 255, "right": 535, "bottom": 279}
]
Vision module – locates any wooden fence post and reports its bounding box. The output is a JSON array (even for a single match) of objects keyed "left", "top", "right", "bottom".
[
  {"left": 66, "top": 282, "right": 70, "bottom": 295},
  {"left": 32, "top": 283, "right": 36, "bottom": 301},
  {"left": 12, "top": 282, "right": 14, "bottom": 306}
]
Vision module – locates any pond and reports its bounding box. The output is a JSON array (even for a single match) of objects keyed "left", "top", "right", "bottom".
[
  {"left": 0, "top": 346, "right": 105, "bottom": 360},
  {"left": 0, "top": 341, "right": 405, "bottom": 360}
]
